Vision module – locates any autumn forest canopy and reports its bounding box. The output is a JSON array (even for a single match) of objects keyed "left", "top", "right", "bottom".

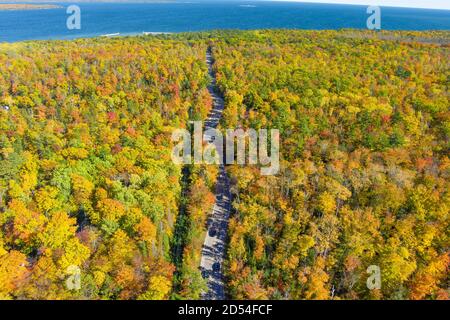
[{"left": 0, "top": 29, "right": 448, "bottom": 300}]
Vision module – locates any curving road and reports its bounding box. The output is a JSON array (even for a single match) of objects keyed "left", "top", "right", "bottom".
[{"left": 200, "top": 47, "right": 232, "bottom": 300}]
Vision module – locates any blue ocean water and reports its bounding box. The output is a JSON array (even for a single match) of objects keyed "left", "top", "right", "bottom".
[{"left": 1, "top": 1, "right": 449, "bottom": 42}]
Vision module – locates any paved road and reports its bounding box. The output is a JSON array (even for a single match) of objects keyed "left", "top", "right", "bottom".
[{"left": 200, "top": 47, "right": 232, "bottom": 300}]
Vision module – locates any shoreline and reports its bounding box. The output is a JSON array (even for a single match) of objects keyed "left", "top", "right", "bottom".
[
  {"left": 1, "top": 29, "right": 449, "bottom": 45},
  {"left": 0, "top": 31, "right": 176, "bottom": 44},
  {"left": 0, "top": 4, "right": 62, "bottom": 11}
]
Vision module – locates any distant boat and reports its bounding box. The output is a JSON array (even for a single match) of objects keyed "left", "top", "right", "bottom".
[
  {"left": 100, "top": 33, "right": 120, "bottom": 38},
  {"left": 142, "top": 32, "right": 172, "bottom": 36}
]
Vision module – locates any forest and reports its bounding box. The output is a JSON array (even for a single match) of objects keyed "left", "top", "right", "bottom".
[
  {"left": 211, "top": 30, "right": 449, "bottom": 300},
  {"left": 0, "top": 37, "right": 215, "bottom": 299},
  {"left": 0, "top": 29, "right": 448, "bottom": 300}
]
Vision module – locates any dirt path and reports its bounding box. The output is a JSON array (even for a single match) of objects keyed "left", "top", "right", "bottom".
[{"left": 199, "top": 47, "right": 232, "bottom": 300}]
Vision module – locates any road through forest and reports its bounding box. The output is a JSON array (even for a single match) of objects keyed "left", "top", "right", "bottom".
[{"left": 199, "top": 47, "right": 232, "bottom": 300}]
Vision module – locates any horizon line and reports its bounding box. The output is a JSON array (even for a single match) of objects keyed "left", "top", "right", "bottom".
[{"left": 268, "top": 1, "right": 450, "bottom": 10}]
